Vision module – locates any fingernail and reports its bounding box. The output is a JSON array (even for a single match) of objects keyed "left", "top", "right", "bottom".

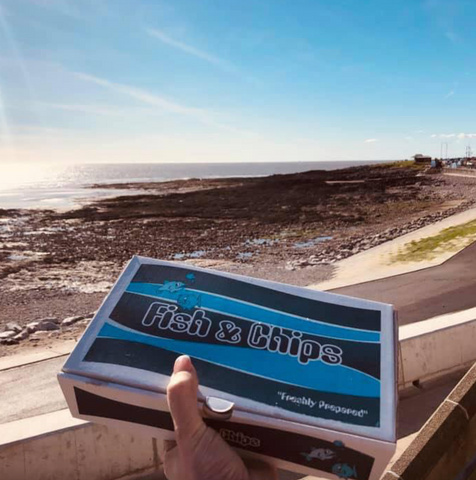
[{"left": 173, "top": 355, "right": 192, "bottom": 373}]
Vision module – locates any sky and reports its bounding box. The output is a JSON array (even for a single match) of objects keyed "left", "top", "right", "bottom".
[{"left": 1, "top": 0, "right": 476, "bottom": 164}]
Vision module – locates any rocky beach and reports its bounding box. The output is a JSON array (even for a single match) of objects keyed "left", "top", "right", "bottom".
[{"left": 2, "top": 161, "right": 476, "bottom": 357}]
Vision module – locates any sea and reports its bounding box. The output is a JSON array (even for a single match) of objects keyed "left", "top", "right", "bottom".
[{"left": 0, "top": 161, "right": 390, "bottom": 210}]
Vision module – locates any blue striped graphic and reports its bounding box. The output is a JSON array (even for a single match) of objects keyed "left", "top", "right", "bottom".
[
  {"left": 98, "top": 322, "right": 381, "bottom": 398},
  {"left": 126, "top": 282, "right": 381, "bottom": 343}
]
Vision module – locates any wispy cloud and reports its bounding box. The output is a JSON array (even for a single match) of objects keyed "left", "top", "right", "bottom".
[
  {"left": 431, "top": 133, "right": 476, "bottom": 139},
  {"left": 405, "top": 136, "right": 413, "bottom": 140},
  {"left": 424, "top": 0, "right": 464, "bottom": 44},
  {"left": 75, "top": 72, "right": 212, "bottom": 118},
  {"left": 146, "top": 27, "right": 258, "bottom": 84},
  {"left": 73, "top": 71, "right": 250, "bottom": 134},
  {"left": 146, "top": 28, "right": 225, "bottom": 67},
  {"left": 415, "top": 130, "right": 425, "bottom": 134},
  {"left": 446, "top": 90, "right": 455, "bottom": 98},
  {"left": 444, "top": 31, "right": 460, "bottom": 44},
  {"left": 39, "top": 102, "right": 121, "bottom": 116},
  {"left": 38, "top": 102, "right": 162, "bottom": 117},
  {"left": 431, "top": 133, "right": 455, "bottom": 138},
  {"left": 364, "top": 138, "right": 378, "bottom": 143}
]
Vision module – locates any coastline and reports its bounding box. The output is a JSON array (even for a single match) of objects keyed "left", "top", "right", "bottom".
[
  {"left": 2, "top": 163, "right": 476, "bottom": 357},
  {"left": 311, "top": 204, "right": 476, "bottom": 290},
  {"left": 0, "top": 160, "right": 393, "bottom": 211}
]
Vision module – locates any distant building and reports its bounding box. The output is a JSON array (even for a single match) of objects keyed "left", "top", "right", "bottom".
[
  {"left": 463, "top": 158, "right": 476, "bottom": 168},
  {"left": 431, "top": 159, "right": 443, "bottom": 169},
  {"left": 412, "top": 154, "right": 432, "bottom": 164}
]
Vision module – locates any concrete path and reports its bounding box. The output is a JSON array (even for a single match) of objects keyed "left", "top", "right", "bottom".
[
  {"left": 0, "top": 356, "right": 67, "bottom": 425},
  {"left": 444, "top": 172, "right": 476, "bottom": 178},
  {"left": 329, "top": 241, "right": 476, "bottom": 325},
  {"left": 311, "top": 205, "right": 476, "bottom": 291}
]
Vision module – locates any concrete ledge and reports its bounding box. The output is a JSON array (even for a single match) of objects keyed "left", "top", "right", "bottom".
[
  {"left": 0, "top": 341, "right": 76, "bottom": 372},
  {"left": 399, "top": 308, "right": 476, "bottom": 390},
  {"left": 382, "top": 361, "right": 476, "bottom": 480},
  {"left": 0, "top": 409, "right": 305, "bottom": 480},
  {"left": 0, "top": 409, "right": 159, "bottom": 480},
  {"left": 3, "top": 306, "right": 476, "bottom": 480}
]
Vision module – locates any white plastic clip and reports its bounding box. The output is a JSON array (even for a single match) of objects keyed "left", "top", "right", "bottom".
[{"left": 203, "top": 396, "right": 235, "bottom": 420}]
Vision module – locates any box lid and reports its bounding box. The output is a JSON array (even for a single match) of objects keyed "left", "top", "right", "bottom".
[{"left": 63, "top": 256, "right": 397, "bottom": 442}]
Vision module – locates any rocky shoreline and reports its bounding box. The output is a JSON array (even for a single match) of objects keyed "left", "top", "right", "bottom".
[
  {"left": 2, "top": 163, "right": 476, "bottom": 356},
  {"left": 287, "top": 198, "right": 476, "bottom": 269},
  {"left": 0, "top": 313, "right": 94, "bottom": 346}
]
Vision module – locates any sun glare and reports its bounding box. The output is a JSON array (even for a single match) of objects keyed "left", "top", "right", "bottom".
[
  {"left": 0, "top": 162, "right": 56, "bottom": 189},
  {"left": 0, "top": 3, "right": 40, "bottom": 165}
]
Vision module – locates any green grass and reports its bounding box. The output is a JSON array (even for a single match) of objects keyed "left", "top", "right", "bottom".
[
  {"left": 392, "top": 219, "right": 476, "bottom": 263},
  {"left": 376, "top": 160, "right": 426, "bottom": 170}
]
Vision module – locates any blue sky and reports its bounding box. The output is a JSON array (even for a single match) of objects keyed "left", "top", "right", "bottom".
[{"left": 1, "top": 0, "right": 475, "bottom": 163}]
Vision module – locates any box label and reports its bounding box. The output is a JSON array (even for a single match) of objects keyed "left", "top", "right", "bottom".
[{"left": 83, "top": 264, "right": 383, "bottom": 428}]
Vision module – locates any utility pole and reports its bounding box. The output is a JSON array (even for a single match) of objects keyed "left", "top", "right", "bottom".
[
  {"left": 466, "top": 144, "right": 473, "bottom": 159},
  {"left": 440, "top": 142, "right": 449, "bottom": 160}
]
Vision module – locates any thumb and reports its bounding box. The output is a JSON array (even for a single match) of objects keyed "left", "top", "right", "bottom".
[
  {"left": 166, "top": 355, "right": 206, "bottom": 442},
  {"left": 246, "top": 459, "right": 278, "bottom": 480}
]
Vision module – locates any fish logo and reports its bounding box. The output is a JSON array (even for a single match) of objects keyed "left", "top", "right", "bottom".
[
  {"left": 300, "top": 448, "right": 335, "bottom": 462},
  {"left": 159, "top": 281, "right": 186, "bottom": 293},
  {"left": 186, "top": 273, "right": 196, "bottom": 283},
  {"left": 331, "top": 463, "right": 357, "bottom": 479},
  {"left": 177, "top": 292, "right": 202, "bottom": 311}
]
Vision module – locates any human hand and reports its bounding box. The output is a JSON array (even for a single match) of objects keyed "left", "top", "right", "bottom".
[{"left": 163, "top": 355, "right": 277, "bottom": 480}]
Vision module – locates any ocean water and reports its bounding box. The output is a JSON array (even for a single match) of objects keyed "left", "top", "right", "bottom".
[{"left": 0, "top": 160, "right": 389, "bottom": 210}]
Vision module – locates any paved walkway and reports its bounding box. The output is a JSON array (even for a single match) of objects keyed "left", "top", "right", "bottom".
[
  {"left": 311, "top": 205, "right": 476, "bottom": 291},
  {"left": 330, "top": 241, "right": 476, "bottom": 325},
  {"left": 0, "top": 356, "right": 67, "bottom": 424}
]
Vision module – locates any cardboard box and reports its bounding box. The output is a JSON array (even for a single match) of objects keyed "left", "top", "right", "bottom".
[{"left": 58, "top": 256, "right": 397, "bottom": 479}]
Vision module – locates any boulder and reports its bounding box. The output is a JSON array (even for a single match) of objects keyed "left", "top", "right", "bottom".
[
  {"left": 61, "top": 315, "right": 84, "bottom": 327},
  {"left": 37, "top": 317, "right": 60, "bottom": 324},
  {"left": 0, "top": 331, "right": 17, "bottom": 340},
  {"left": 13, "top": 330, "right": 29, "bottom": 341},
  {"left": 0, "top": 338, "right": 19, "bottom": 345},
  {"left": 26, "top": 322, "right": 40, "bottom": 333},
  {"left": 5, "top": 322, "right": 22, "bottom": 333},
  {"left": 76, "top": 319, "right": 91, "bottom": 328},
  {"left": 38, "top": 320, "right": 60, "bottom": 331}
]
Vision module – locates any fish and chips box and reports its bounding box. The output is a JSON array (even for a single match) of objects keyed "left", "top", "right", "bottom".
[{"left": 58, "top": 256, "right": 397, "bottom": 480}]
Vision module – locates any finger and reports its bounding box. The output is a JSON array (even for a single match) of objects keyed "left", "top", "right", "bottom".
[
  {"left": 158, "top": 440, "right": 177, "bottom": 472},
  {"left": 173, "top": 354, "right": 197, "bottom": 376},
  {"left": 167, "top": 355, "right": 206, "bottom": 441},
  {"left": 162, "top": 441, "right": 182, "bottom": 480}
]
